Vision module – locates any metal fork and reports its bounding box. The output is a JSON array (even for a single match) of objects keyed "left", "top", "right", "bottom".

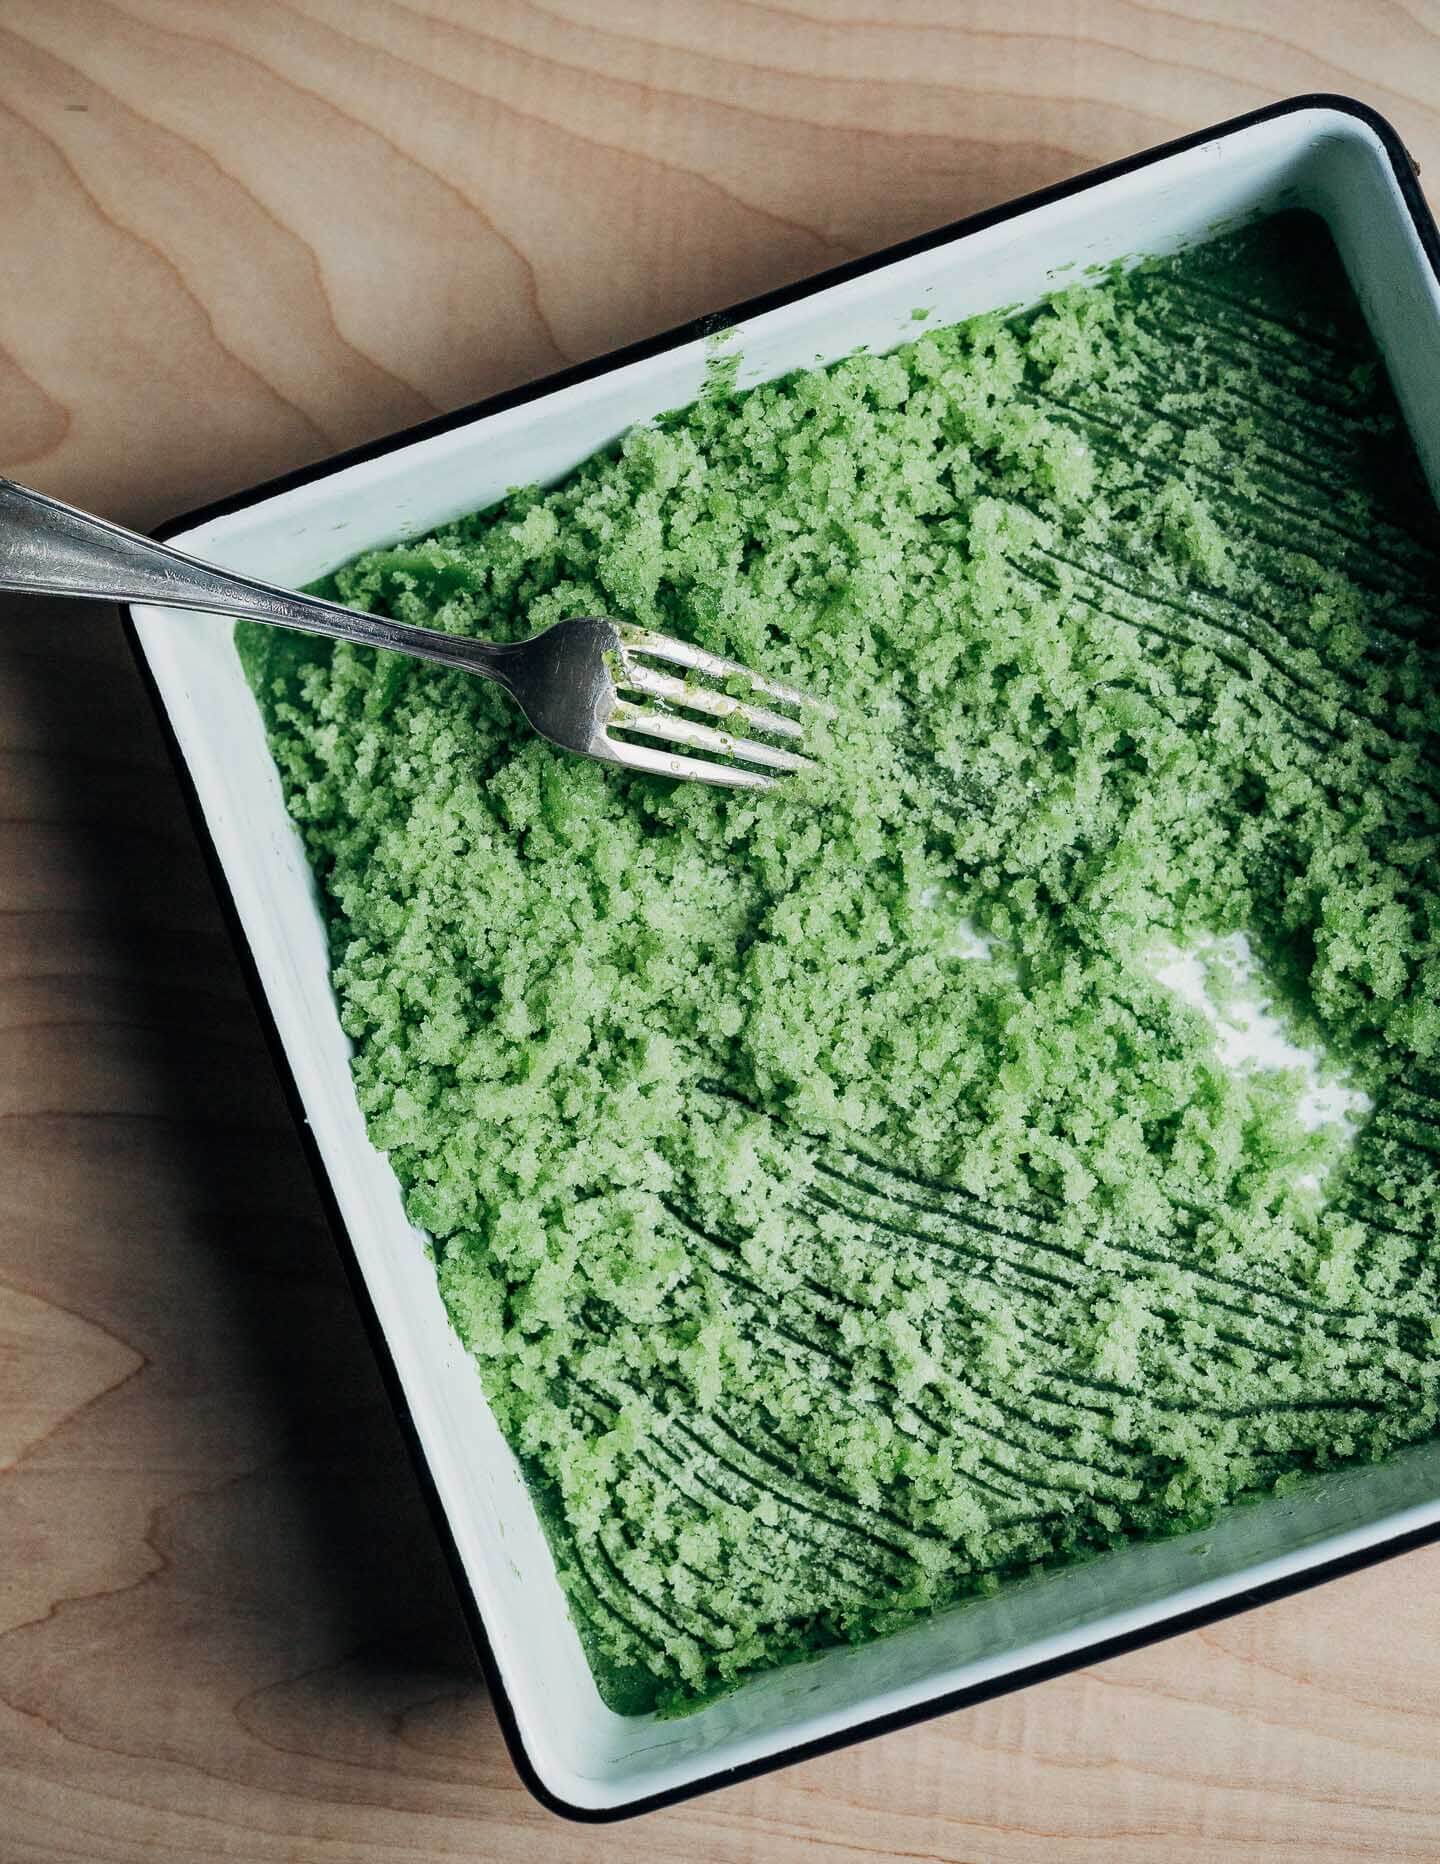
[{"left": 0, "top": 477, "right": 829, "bottom": 793}]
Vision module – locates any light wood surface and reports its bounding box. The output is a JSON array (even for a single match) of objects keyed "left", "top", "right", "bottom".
[{"left": 4, "top": 3, "right": 1440, "bottom": 1858}]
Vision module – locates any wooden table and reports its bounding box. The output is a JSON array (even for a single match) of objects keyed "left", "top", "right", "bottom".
[{"left": 3, "top": 4, "right": 1439, "bottom": 1858}]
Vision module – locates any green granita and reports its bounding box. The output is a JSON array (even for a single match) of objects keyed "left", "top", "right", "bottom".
[{"left": 240, "top": 212, "right": 1440, "bottom": 1713}]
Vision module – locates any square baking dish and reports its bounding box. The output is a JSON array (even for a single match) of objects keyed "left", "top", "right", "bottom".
[{"left": 126, "top": 95, "right": 1440, "bottom": 1819}]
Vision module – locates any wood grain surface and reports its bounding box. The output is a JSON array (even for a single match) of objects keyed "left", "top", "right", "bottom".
[{"left": 4, "top": 3, "right": 1440, "bottom": 1858}]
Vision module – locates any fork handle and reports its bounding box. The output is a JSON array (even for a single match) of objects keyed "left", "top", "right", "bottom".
[{"left": 0, "top": 476, "right": 516, "bottom": 681}]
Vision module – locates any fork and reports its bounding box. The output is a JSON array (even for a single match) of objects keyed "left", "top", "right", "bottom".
[{"left": 0, "top": 477, "right": 829, "bottom": 793}]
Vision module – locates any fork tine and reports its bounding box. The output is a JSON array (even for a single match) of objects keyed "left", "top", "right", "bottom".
[
  {"left": 618, "top": 625, "right": 832, "bottom": 716},
  {"left": 604, "top": 734, "right": 776, "bottom": 792},
  {"left": 615, "top": 660, "right": 806, "bottom": 740},
  {"left": 610, "top": 698, "right": 813, "bottom": 772}
]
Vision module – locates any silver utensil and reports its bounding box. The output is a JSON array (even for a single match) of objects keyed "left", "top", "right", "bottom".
[{"left": 0, "top": 477, "right": 829, "bottom": 793}]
